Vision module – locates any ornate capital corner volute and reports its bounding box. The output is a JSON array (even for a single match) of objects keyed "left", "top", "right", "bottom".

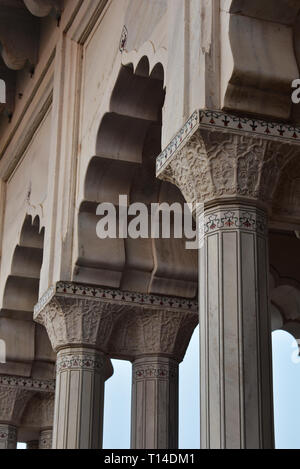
[{"left": 156, "top": 110, "right": 300, "bottom": 212}]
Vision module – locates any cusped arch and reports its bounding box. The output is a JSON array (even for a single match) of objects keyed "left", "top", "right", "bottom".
[
  {"left": 0, "top": 215, "right": 55, "bottom": 374},
  {"left": 2, "top": 215, "right": 44, "bottom": 317},
  {"left": 76, "top": 57, "right": 197, "bottom": 298},
  {"left": 270, "top": 271, "right": 300, "bottom": 341}
]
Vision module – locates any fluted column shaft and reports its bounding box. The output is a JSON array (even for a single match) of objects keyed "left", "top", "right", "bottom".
[
  {"left": 52, "top": 347, "right": 112, "bottom": 449},
  {"left": 131, "top": 356, "right": 178, "bottom": 449},
  {"left": 0, "top": 424, "right": 17, "bottom": 449},
  {"left": 199, "top": 203, "right": 274, "bottom": 448}
]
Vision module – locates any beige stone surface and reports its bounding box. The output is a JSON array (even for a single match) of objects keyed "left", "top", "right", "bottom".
[{"left": 0, "top": 0, "right": 299, "bottom": 450}]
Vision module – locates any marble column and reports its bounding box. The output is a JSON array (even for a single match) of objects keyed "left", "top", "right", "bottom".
[
  {"left": 198, "top": 203, "right": 273, "bottom": 448},
  {"left": 0, "top": 424, "right": 17, "bottom": 449},
  {"left": 34, "top": 288, "right": 116, "bottom": 449},
  {"left": 155, "top": 110, "right": 300, "bottom": 448},
  {"left": 107, "top": 303, "right": 198, "bottom": 450},
  {"left": 52, "top": 347, "right": 112, "bottom": 449},
  {"left": 131, "top": 356, "right": 178, "bottom": 449}
]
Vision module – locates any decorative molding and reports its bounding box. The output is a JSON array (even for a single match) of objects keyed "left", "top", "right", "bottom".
[
  {"left": 0, "top": 375, "right": 55, "bottom": 393},
  {"left": 56, "top": 351, "right": 109, "bottom": 374},
  {"left": 156, "top": 110, "right": 300, "bottom": 175},
  {"left": 133, "top": 361, "right": 178, "bottom": 381},
  {"left": 35, "top": 282, "right": 198, "bottom": 317},
  {"left": 202, "top": 206, "right": 267, "bottom": 236},
  {"left": 0, "top": 386, "right": 33, "bottom": 424}
]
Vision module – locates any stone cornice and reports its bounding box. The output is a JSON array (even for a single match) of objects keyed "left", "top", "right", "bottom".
[
  {"left": 156, "top": 109, "right": 300, "bottom": 177},
  {"left": 34, "top": 281, "right": 198, "bottom": 317}
]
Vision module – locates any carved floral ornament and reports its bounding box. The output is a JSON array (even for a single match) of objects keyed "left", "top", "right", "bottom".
[
  {"left": 34, "top": 282, "right": 198, "bottom": 360},
  {"left": 156, "top": 110, "right": 300, "bottom": 213}
]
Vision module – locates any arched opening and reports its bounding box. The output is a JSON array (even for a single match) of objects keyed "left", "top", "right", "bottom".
[
  {"left": 272, "top": 330, "right": 300, "bottom": 449},
  {"left": 0, "top": 215, "right": 55, "bottom": 447},
  {"left": 270, "top": 267, "right": 300, "bottom": 448},
  {"left": 75, "top": 57, "right": 197, "bottom": 299}
]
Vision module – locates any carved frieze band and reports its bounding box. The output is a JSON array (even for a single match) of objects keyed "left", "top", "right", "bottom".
[
  {"left": 34, "top": 281, "right": 198, "bottom": 317},
  {"left": 133, "top": 362, "right": 178, "bottom": 382},
  {"left": 202, "top": 206, "right": 267, "bottom": 236},
  {"left": 156, "top": 109, "right": 300, "bottom": 175},
  {"left": 56, "top": 351, "right": 108, "bottom": 374},
  {"left": 0, "top": 375, "right": 55, "bottom": 393}
]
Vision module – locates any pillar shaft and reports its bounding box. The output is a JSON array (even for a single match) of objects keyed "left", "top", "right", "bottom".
[
  {"left": 0, "top": 424, "right": 17, "bottom": 449},
  {"left": 52, "top": 347, "right": 112, "bottom": 449},
  {"left": 39, "top": 429, "right": 52, "bottom": 449},
  {"left": 199, "top": 203, "right": 274, "bottom": 448},
  {"left": 131, "top": 357, "right": 179, "bottom": 449}
]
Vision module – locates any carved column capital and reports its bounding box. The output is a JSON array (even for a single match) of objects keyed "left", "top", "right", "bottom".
[
  {"left": 34, "top": 282, "right": 198, "bottom": 356},
  {"left": 39, "top": 429, "right": 52, "bottom": 449},
  {"left": 156, "top": 110, "right": 300, "bottom": 211},
  {"left": 0, "top": 385, "right": 33, "bottom": 425},
  {"left": 34, "top": 284, "right": 126, "bottom": 352},
  {"left": 108, "top": 307, "right": 198, "bottom": 362}
]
